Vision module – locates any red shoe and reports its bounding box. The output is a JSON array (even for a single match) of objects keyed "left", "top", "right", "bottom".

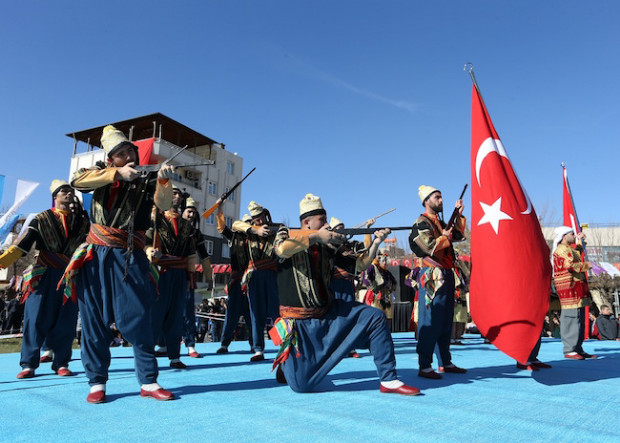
[
  {"left": 442, "top": 365, "right": 467, "bottom": 374},
  {"left": 564, "top": 353, "right": 585, "bottom": 360},
  {"left": 437, "top": 366, "right": 444, "bottom": 373},
  {"left": 16, "top": 369, "right": 35, "bottom": 379},
  {"left": 188, "top": 351, "right": 201, "bottom": 358},
  {"left": 516, "top": 362, "right": 539, "bottom": 371},
  {"left": 349, "top": 351, "right": 361, "bottom": 358},
  {"left": 169, "top": 361, "right": 187, "bottom": 369},
  {"left": 141, "top": 388, "right": 175, "bottom": 401},
  {"left": 380, "top": 384, "right": 421, "bottom": 396},
  {"left": 532, "top": 361, "right": 552, "bottom": 369},
  {"left": 579, "top": 353, "right": 597, "bottom": 359},
  {"left": 86, "top": 390, "right": 106, "bottom": 404},
  {"left": 56, "top": 368, "right": 75, "bottom": 377},
  {"left": 40, "top": 355, "right": 53, "bottom": 363},
  {"left": 418, "top": 369, "right": 442, "bottom": 379}
]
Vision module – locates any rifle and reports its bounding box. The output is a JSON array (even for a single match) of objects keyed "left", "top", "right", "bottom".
[
  {"left": 134, "top": 145, "right": 215, "bottom": 177},
  {"left": 445, "top": 184, "right": 468, "bottom": 230},
  {"left": 267, "top": 226, "right": 411, "bottom": 238},
  {"left": 352, "top": 208, "right": 396, "bottom": 229},
  {"left": 202, "top": 167, "right": 256, "bottom": 220}
]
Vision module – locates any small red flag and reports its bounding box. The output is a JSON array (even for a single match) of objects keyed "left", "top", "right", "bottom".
[
  {"left": 562, "top": 165, "right": 581, "bottom": 235},
  {"left": 134, "top": 138, "right": 157, "bottom": 165},
  {"left": 469, "top": 84, "right": 551, "bottom": 364}
]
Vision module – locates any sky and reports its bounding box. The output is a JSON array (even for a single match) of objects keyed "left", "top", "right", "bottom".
[{"left": 1, "top": 1, "right": 618, "bottom": 249}]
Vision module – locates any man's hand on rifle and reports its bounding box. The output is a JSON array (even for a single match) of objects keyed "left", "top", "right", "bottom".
[
  {"left": 252, "top": 225, "right": 271, "bottom": 237},
  {"left": 116, "top": 162, "right": 140, "bottom": 182},
  {"left": 365, "top": 218, "right": 376, "bottom": 229},
  {"left": 158, "top": 164, "right": 175, "bottom": 180},
  {"left": 215, "top": 197, "right": 225, "bottom": 215},
  {"left": 373, "top": 228, "right": 391, "bottom": 245},
  {"left": 442, "top": 226, "right": 454, "bottom": 239},
  {"left": 455, "top": 199, "right": 464, "bottom": 215},
  {"left": 314, "top": 225, "right": 345, "bottom": 249}
]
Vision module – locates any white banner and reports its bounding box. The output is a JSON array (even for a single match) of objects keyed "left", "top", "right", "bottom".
[{"left": 0, "top": 179, "right": 39, "bottom": 230}]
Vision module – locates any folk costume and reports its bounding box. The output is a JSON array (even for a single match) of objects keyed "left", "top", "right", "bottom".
[
  {"left": 182, "top": 197, "right": 211, "bottom": 357},
  {"left": 232, "top": 201, "right": 279, "bottom": 360},
  {"left": 66, "top": 125, "right": 173, "bottom": 402},
  {"left": 0, "top": 180, "right": 89, "bottom": 378},
  {"left": 148, "top": 206, "right": 197, "bottom": 368},
  {"left": 552, "top": 227, "right": 593, "bottom": 358},
  {"left": 216, "top": 212, "right": 253, "bottom": 353},
  {"left": 409, "top": 185, "right": 467, "bottom": 376},
  {"left": 271, "top": 194, "right": 418, "bottom": 395},
  {"left": 361, "top": 257, "right": 396, "bottom": 321}
]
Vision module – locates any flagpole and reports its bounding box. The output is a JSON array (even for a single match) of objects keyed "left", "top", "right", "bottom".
[
  {"left": 562, "top": 162, "right": 591, "bottom": 274},
  {"left": 464, "top": 62, "right": 486, "bottom": 102},
  {"left": 464, "top": 62, "right": 494, "bottom": 129}
]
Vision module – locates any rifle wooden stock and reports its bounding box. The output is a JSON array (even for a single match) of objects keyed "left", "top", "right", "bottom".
[
  {"left": 446, "top": 184, "right": 468, "bottom": 230},
  {"left": 202, "top": 167, "right": 256, "bottom": 220}
]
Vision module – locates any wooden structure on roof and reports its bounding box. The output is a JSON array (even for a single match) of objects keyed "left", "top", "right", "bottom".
[{"left": 66, "top": 113, "right": 222, "bottom": 153}]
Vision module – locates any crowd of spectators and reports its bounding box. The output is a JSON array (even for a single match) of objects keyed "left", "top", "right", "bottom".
[{"left": 0, "top": 289, "right": 24, "bottom": 335}]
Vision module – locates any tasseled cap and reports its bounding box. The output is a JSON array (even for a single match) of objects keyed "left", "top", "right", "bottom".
[
  {"left": 242, "top": 213, "right": 252, "bottom": 223},
  {"left": 100, "top": 125, "right": 136, "bottom": 157},
  {"left": 248, "top": 201, "right": 265, "bottom": 217},
  {"left": 329, "top": 216, "right": 344, "bottom": 229},
  {"left": 418, "top": 185, "right": 439, "bottom": 206},
  {"left": 185, "top": 197, "right": 198, "bottom": 210},
  {"left": 50, "top": 179, "right": 71, "bottom": 197},
  {"left": 299, "top": 193, "right": 326, "bottom": 220}
]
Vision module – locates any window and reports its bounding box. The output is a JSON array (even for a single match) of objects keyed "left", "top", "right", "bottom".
[
  {"left": 206, "top": 240, "right": 214, "bottom": 255},
  {"left": 206, "top": 213, "right": 215, "bottom": 225},
  {"left": 208, "top": 181, "right": 217, "bottom": 195},
  {"left": 222, "top": 243, "right": 230, "bottom": 259},
  {"left": 225, "top": 216, "right": 233, "bottom": 228},
  {"left": 226, "top": 161, "right": 234, "bottom": 175},
  {"left": 225, "top": 187, "right": 235, "bottom": 202}
]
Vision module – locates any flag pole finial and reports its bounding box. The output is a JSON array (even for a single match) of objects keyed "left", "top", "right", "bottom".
[
  {"left": 463, "top": 62, "right": 479, "bottom": 89},
  {"left": 561, "top": 162, "right": 566, "bottom": 168}
]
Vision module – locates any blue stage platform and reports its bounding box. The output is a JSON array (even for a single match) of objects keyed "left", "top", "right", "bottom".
[{"left": 1, "top": 334, "right": 619, "bottom": 442}]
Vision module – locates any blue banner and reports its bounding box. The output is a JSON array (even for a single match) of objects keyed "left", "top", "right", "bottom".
[
  {"left": 0, "top": 212, "right": 20, "bottom": 246},
  {"left": 81, "top": 193, "right": 92, "bottom": 216}
]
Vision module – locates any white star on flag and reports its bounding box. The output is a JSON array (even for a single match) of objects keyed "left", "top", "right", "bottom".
[{"left": 477, "top": 197, "right": 512, "bottom": 234}]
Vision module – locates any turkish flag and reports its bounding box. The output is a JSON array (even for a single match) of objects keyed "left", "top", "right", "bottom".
[
  {"left": 469, "top": 84, "right": 551, "bottom": 364},
  {"left": 562, "top": 166, "right": 581, "bottom": 234}
]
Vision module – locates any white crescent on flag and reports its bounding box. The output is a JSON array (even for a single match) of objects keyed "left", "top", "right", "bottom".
[{"left": 475, "top": 137, "right": 532, "bottom": 215}]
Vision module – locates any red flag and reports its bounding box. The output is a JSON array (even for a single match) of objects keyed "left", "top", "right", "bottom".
[
  {"left": 134, "top": 138, "right": 157, "bottom": 165},
  {"left": 562, "top": 165, "right": 581, "bottom": 235},
  {"left": 469, "top": 84, "right": 551, "bottom": 364}
]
